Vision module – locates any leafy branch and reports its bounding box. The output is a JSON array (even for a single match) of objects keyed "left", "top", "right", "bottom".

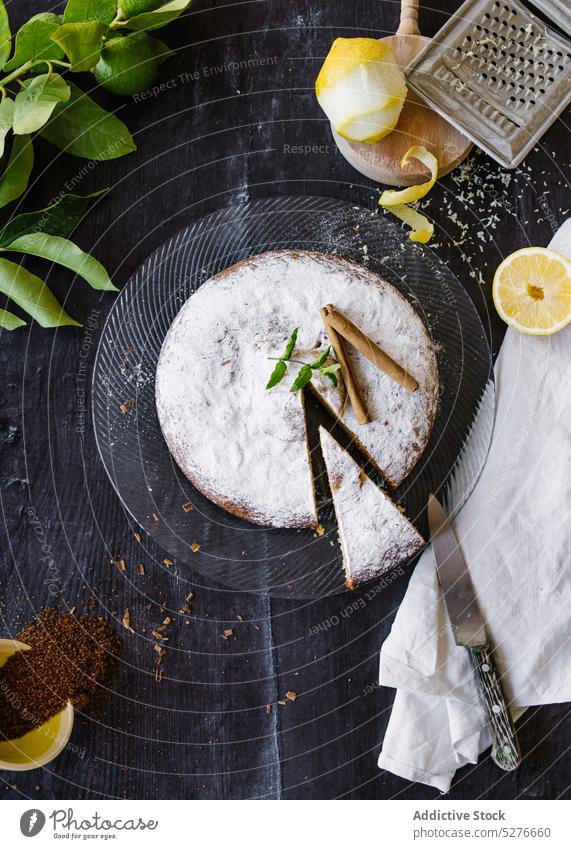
[
  {"left": 266, "top": 327, "right": 341, "bottom": 392},
  {"left": 0, "top": 0, "right": 192, "bottom": 330}
]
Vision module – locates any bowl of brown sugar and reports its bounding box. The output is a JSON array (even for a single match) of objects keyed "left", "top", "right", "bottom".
[{"left": 0, "top": 609, "right": 121, "bottom": 771}]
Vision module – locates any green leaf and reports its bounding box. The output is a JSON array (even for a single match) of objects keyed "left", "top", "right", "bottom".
[
  {"left": 0, "top": 134, "right": 34, "bottom": 210},
  {"left": 0, "top": 1, "right": 11, "bottom": 69},
  {"left": 40, "top": 81, "right": 136, "bottom": 160},
  {"left": 63, "top": 0, "right": 117, "bottom": 25},
  {"left": 320, "top": 363, "right": 341, "bottom": 387},
  {"left": 0, "top": 97, "right": 14, "bottom": 158},
  {"left": 290, "top": 364, "right": 313, "bottom": 392},
  {"left": 266, "top": 359, "right": 286, "bottom": 390},
  {"left": 0, "top": 307, "right": 26, "bottom": 330},
  {"left": 51, "top": 21, "right": 109, "bottom": 72},
  {"left": 0, "top": 190, "right": 106, "bottom": 246},
  {"left": 13, "top": 74, "right": 71, "bottom": 135},
  {"left": 282, "top": 326, "right": 298, "bottom": 361},
  {"left": 4, "top": 232, "right": 117, "bottom": 291},
  {"left": 3, "top": 13, "right": 65, "bottom": 72},
  {"left": 145, "top": 33, "right": 174, "bottom": 65},
  {"left": 0, "top": 258, "right": 80, "bottom": 327},
  {"left": 123, "top": 0, "right": 193, "bottom": 32},
  {"left": 310, "top": 345, "right": 331, "bottom": 369}
]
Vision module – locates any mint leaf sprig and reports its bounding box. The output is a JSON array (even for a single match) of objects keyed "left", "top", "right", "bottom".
[{"left": 265, "top": 327, "right": 341, "bottom": 392}]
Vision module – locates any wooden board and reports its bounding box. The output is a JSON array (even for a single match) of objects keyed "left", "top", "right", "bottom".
[{"left": 333, "top": 34, "right": 473, "bottom": 186}]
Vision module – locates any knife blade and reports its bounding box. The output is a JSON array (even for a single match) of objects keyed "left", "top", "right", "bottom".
[
  {"left": 427, "top": 493, "right": 521, "bottom": 772},
  {"left": 427, "top": 493, "right": 487, "bottom": 647}
]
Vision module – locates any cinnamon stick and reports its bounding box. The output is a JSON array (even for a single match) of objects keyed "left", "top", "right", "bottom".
[
  {"left": 319, "top": 308, "right": 371, "bottom": 425},
  {"left": 321, "top": 305, "right": 418, "bottom": 393}
]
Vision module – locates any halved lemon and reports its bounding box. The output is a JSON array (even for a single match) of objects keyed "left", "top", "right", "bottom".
[{"left": 492, "top": 247, "right": 571, "bottom": 336}]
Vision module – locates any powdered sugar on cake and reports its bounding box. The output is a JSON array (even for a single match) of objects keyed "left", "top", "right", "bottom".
[
  {"left": 156, "top": 250, "right": 438, "bottom": 528},
  {"left": 319, "top": 428, "right": 424, "bottom": 587}
]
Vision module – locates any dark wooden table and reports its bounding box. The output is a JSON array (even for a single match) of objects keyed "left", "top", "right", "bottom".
[{"left": 1, "top": 0, "right": 570, "bottom": 800}]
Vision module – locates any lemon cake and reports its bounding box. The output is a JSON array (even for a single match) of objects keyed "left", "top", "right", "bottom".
[{"left": 156, "top": 250, "right": 438, "bottom": 528}]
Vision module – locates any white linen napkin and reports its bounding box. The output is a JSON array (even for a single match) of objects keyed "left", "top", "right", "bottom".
[{"left": 377, "top": 221, "right": 571, "bottom": 792}]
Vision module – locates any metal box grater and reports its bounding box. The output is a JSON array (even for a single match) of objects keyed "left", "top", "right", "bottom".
[{"left": 405, "top": 0, "right": 571, "bottom": 168}]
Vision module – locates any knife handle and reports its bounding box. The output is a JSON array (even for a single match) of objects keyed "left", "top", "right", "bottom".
[{"left": 470, "top": 645, "right": 521, "bottom": 772}]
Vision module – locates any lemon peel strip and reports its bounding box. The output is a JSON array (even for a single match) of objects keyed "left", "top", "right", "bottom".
[
  {"left": 378, "top": 145, "right": 437, "bottom": 243},
  {"left": 386, "top": 204, "right": 434, "bottom": 244},
  {"left": 380, "top": 146, "right": 438, "bottom": 207}
]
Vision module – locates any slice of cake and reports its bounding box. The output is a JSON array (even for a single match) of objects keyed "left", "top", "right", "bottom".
[{"left": 319, "top": 427, "right": 424, "bottom": 589}]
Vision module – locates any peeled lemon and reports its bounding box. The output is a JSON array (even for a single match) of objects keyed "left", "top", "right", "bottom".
[
  {"left": 315, "top": 38, "right": 407, "bottom": 144},
  {"left": 493, "top": 247, "right": 571, "bottom": 335}
]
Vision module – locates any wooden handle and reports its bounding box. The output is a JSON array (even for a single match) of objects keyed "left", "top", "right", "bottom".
[
  {"left": 397, "top": 0, "right": 421, "bottom": 36},
  {"left": 470, "top": 645, "right": 521, "bottom": 772}
]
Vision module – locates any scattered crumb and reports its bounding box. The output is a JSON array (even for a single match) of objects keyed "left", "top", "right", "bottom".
[
  {"left": 190, "top": 543, "right": 201, "bottom": 553},
  {"left": 265, "top": 704, "right": 272, "bottom": 715},
  {"left": 134, "top": 532, "right": 141, "bottom": 543},
  {"left": 163, "top": 558, "right": 173, "bottom": 567},
  {"left": 137, "top": 563, "right": 145, "bottom": 575},
  {"left": 316, "top": 524, "right": 325, "bottom": 536},
  {"left": 122, "top": 608, "right": 134, "bottom": 634},
  {"left": 220, "top": 628, "right": 234, "bottom": 640},
  {"left": 182, "top": 501, "right": 193, "bottom": 512},
  {"left": 286, "top": 691, "right": 297, "bottom": 702},
  {"left": 235, "top": 613, "right": 244, "bottom": 622},
  {"left": 119, "top": 398, "right": 136, "bottom": 414}
]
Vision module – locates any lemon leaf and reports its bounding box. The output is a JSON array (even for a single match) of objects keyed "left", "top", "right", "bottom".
[
  {"left": 51, "top": 21, "right": 109, "bottom": 72},
  {"left": 40, "top": 81, "right": 136, "bottom": 160},
  {"left": 122, "top": 0, "right": 193, "bottom": 32},
  {"left": 63, "top": 0, "right": 116, "bottom": 25},
  {"left": 3, "top": 13, "right": 65, "bottom": 72},
  {"left": 0, "top": 1, "right": 11, "bottom": 69},
  {"left": 0, "top": 258, "right": 80, "bottom": 327},
  {"left": 4, "top": 233, "right": 117, "bottom": 291},
  {"left": 0, "top": 134, "right": 34, "bottom": 210},
  {"left": 0, "top": 307, "right": 26, "bottom": 330},
  {"left": 13, "top": 74, "right": 71, "bottom": 135}
]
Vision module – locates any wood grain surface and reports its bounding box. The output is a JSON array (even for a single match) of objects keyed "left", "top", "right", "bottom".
[{"left": 0, "top": 0, "right": 570, "bottom": 800}]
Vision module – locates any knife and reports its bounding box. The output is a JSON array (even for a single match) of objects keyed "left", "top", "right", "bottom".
[{"left": 427, "top": 494, "right": 521, "bottom": 772}]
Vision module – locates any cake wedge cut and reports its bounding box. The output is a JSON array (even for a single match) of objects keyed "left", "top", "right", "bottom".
[{"left": 319, "top": 427, "right": 424, "bottom": 589}]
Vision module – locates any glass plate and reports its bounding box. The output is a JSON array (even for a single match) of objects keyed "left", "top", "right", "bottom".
[{"left": 92, "top": 196, "right": 495, "bottom": 599}]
